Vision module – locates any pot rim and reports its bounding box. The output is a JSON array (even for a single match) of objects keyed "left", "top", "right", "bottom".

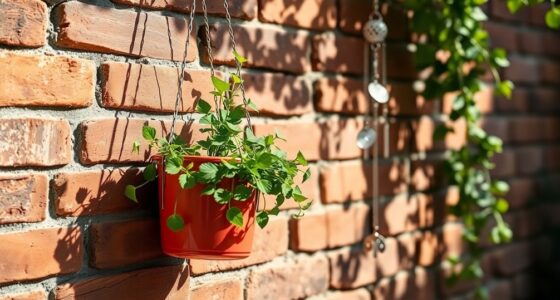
[{"left": 150, "top": 154, "right": 238, "bottom": 164}]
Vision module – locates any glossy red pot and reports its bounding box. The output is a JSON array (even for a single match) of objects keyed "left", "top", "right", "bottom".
[{"left": 152, "top": 155, "right": 256, "bottom": 260}]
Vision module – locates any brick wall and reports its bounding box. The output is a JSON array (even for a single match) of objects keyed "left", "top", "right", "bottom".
[{"left": 0, "top": 0, "right": 559, "bottom": 299}]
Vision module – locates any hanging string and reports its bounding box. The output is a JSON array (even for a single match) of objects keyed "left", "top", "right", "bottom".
[
  {"left": 382, "top": 43, "right": 390, "bottom": 158},
  {"left": 168, "top": 0, "right": 197, "bottom": 143}
]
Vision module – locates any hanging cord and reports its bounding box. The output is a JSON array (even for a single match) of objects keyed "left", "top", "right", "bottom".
[
  {"left": 223, "top": 0, "right": 253, "bottom": 131},
  {"left": 371, "top": 43, "right": 381, "bottom": 257},
  {"left": 168, "top": 0, "right": 197, "bottom": 142},
  {"left": 382, "top": 43, "right": 389, "bottom": 158}
]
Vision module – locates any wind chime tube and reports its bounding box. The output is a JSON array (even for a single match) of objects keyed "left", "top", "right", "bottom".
[{"left": 371, "top": 43, "right": 380, "bottom": 257}]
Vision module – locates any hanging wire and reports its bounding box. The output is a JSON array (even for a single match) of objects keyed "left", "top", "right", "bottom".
[
  {"left": 168, "top": 0, "right": 197, "bottom": 143},
  {"left": 371, "top": 43, "right": 380, "bottom": 257},
  {"left": 382, "top": 43, "right": 390, "bottom": 158}
]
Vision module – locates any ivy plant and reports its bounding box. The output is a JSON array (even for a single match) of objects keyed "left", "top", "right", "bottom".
[
  {"left": 125, "top": 52, "right": 312, "bottom": 231},
  {"left": 404, "top": 0, "right": 557, "bottom": 298}
]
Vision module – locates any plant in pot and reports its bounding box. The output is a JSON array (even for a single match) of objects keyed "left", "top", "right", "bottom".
[{"left": 125, "top": 53, "right": 312, "bottom": 260}]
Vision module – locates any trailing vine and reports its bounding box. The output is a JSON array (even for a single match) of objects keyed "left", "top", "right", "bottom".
[{"left": 403, "top": 0, "right": 558, "bottom": 298}]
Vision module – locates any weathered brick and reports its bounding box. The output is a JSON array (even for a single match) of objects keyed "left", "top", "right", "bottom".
[
  {"left": 506, "top": 178, "right": 534, "bottom": 209},
  {"left": 258, "top": 0, "right": 336, "bottom": 30},
  {"left": 544, "top": 146, "right": 560, "bottom": 172},
  {"left": 417, "top": 231, "right": 439, "bottom": 267},
  {"left": 379, "top": 193, "right": 445, "bottom": 236},
  {"left": 505, "top": 57, "right": 540, "bottom": 85},
  {"left": 491, "top": 149, "right": 516, "bottom": 178},
  {"left": 495, "top": 88, "right": 530, "bottom": 113},
  {"left": 111, "top": 0, "right": 257, "bottom": 20},
  {"left": 246, "top": 254, "right": 329, "bottom": 299},
  {"left": 90, "top": 218, "right": 162, "bottom": 269},
  {"left": 442, "top": 223, "right": 465, "bottom": 259},
  {"left": 53, "top": 168, "right": 155, "bottom": 217},
  {"left": 204, "top": 23, "right": 309, "bottom": 73},
  {"left": 56, "top": 2, "right": 197, "bottom": 61},
  {"left": 515, "top": 146, "right": 543, "bottom": 176},
  {"left": 309, "top": 288, "right": 371, "bottom": 300},
  {"left": 55, "top": 265, "right": 189, "bottom": 300},
  {"left": 527, "top": 3, "right": 550, "bottom": 27},
  {"left": 243, "top": 72, "right": 313, "bottom": 116},
  {"left": 320, "top": 160, "right": 407, "bottom": 203},
  {"left": 0, "top": 174, "right": 47, "bottom": 225},
  {"left": 443, "top": 88, "right": 495, "bottom": 115},
  {"left": 488, "top": 280, "right": 513, "bottom": 300},
  {"left": 326, "top": 203, "right": 370, "bottom": 248},
  {"left": 0, "top": 227, "right": 83, "bottom": 284},
  {"left": 376, "top": 237, "right": 400, "bottom": 277},
  {"left": 289, "top": 212, "right": 328, "bottom": 252},
  {"left": 511, "top": 209, "right": 542, "bottom": 239},
  {"left": 190, "top": 216, "right": 288, "bottom": 274},
  {"left": 540, "top": 61, "right": 560, "bottom": 85},
  {"left": 0, "top": 118, "right": 71, "bottom": 167},
  {"left": 533, "top": 88, "right": 560, "bottom": 113},
  {"left": 79, "top": 118, "right": 204, "bottom": 164},
  {"left": 0, "top": 0, "right": 47, "bottom": 47},
  {"left": 411, "top": 117, "right": 467, "bottom": 153},
  {"left": 190, "top": 278, "right": 243, "bottom": 300},
  {"left": 509, "top": 117, "right": 545, "bottom": 143},
  {"left": 312, "top": 33, "right": 364, "bottom": 75},
  {"left": 491, "top": 241, "right": 532, "bottom": 276},
  {"left": 328, "top": 248, "right": 376, "bottom": 289},
  {"left": 481, "top": 117, "right": 509, "bottom": 143},
  {"left": 0, "top": 53, "right": 95, "bottom": 108},
  {"left": 373, "top": 268, "right": 436, "bottom": 300},
  {"left": 489, "top": 0, "right": 528, "bottom": 22},
  {"left": 410, "top": 160, "right": 444, "bottom": 192},
  {"left": 486, "top": 21, "right": 519, "bottom": 51},
  {"left": 101, "top": 62, "right": 213, "bottom": 113},
  {"left": 0, "top": 290, "right": 47, "bottom": 300}
]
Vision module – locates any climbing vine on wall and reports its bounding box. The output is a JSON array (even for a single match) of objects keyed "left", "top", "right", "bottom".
[{"left": 403, "top": 0, "right": 557, "bottom": 298}]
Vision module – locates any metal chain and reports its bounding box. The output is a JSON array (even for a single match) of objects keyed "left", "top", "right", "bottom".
[
  {"left": 168, "top": 0, "right": 197, "bottom": 142},
  {"left": 382, "top": 43, "right": 389, "bottom": 158},
  {"left": 223, "top": 0, "right": 253, "bottom": 130},
  {"left": 371, "top": 43, "right": 380, "bottom": 257},
  {"left": 202, "top": 0, "right": 216, "bottom": 77}
]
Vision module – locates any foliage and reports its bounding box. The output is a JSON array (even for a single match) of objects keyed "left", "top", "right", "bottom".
[
  {"left": 125, "top": 53, "right": 312, "bottom": 230},
  {"left": 404, "top": 0, "right": 556, "bottom": 297}
]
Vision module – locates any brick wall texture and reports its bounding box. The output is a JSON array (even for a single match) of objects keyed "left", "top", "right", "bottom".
[{"left": 0, "top": 0, "right": 559, "bottom": 299}]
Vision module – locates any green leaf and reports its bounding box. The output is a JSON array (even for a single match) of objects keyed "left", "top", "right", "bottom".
[
  {"left": 507, "top": 0, "right": 524, "bottom": 13},
  {"left": 292, "top": 186, "right": 307, "bottom": 202},
  {"left": 231, "top": 74, "right": 243, "bottom": 84},
  {"left": 124, "top": 185, "right": 138, "bottom": 203},
  {"left": 545, "top": 8, "right": 560, "bottom": 29},
  {"left": 247, "top": 99, "right": 259, "bottom": 112},
  {"left": 201, "top": 185, "right": 216, "bottom": 195},
  {"left": 214, "top": 188, "right": 232, "bottom": 204},
  {"left": 496, "top": 80, "right": 514, "bottom": 99},
  {"left": 132, "top": 140, "right": 140, "bottom": 154},
  {"left": 179, "top": 173, "right": 196, "bottom": 189},
  {"left": 165, "top": 157, "right": 183, "bottom": 175},
  {"left": 495, "top": 198, "right": 509, "bottom": 214},
  {"left": 491, "top": 181, "right": 509, "bottom": 196},
  {"left": 433, "top": 124, "right": 451, "bottom": 141},
  {"left": 233, "top": 185, "right": 252, "bottom": 201},
  {"left": 143, "top": 164, "right": 157, "bottom": 182},
  {"left": 211, "top": 75, "right": 230, "bottom": 94},
  {"left": 295, "top": 151, "right": 308, "bottom": 166},
  {"left": 226, "top": 207, "right": 244, "bottom": 227},
  {"left": 256, "top": 179, "right": 272, "bottom": 194},
  {"left": 167, "top": 214, "right": 185, "bottom": 232},
  {"left": 491, "top": 48, "right": 510, "bottom": 68},
  {"left": 142, "top": 125, "right": 156, "bottom": 141},
  {"left": 198, "top": 163, "right": 219, "bottom": 183},
  {"left": 302, "top": 168, "right": 311, "bottom": 183},
  {"left": 256, "top": 211, "right": 269, "bottom": 228},
  {"left": 233, "top": 50, "right": 248, "bottom": 64},
  {"left": 470, "top": 7, "right": 488, "bottom": 21},
  {"left": 196, "top": 99, "right": 212, "bottom": 114}
]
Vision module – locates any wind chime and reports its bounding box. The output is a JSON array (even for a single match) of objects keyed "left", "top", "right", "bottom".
[{"left": 357, "top": 0, "right": 390, "bottom": 256}]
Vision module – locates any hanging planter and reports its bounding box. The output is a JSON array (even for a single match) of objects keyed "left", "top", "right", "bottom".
[{"left": 124, "top": 0, "right": 312, "bottom": 260}]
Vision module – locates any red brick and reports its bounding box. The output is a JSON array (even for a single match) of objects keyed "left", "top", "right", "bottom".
[
  {"left": 0, "top": 0, "right": 47, "bottom": 47},
  {"left": 289, "top": 212, "right": 328, "bottom": 252},
  {"left": 253, "top": 119, "right": 364, "bottom": 161},
  {"left": 544, "top": 146, "right": 560, "bottom": 172},
  {"left": 338, "top": 0, "right": 407, "bottom": 40},
  {"left": 515, "top": 146, "right": 543, "bottom": 176},
  {"left": 0, "top": 227, "right": 83, "bottom": 284},
  {"left": 90, "top": 219, "right": 161, "bottom": 269},
  {"left": 542, "top": 32, "right": 560, "bottom": 57},
  {"left": 397, "top": 233, "right": 417, "bottom": 270},
  {"left": 442, "top": 223, "right": 465, "bottom": 259},
  {"left": 511, "top": 209, "right": 542, "bottom": 239},
  {"left": 379, "top": 193, "right": 445, "bottom": 236},
  {"left": 376, "top": 237, "right": 400, "bottom": 277},
  {"left": 418, "top": 232, "right": 439, "bottom": 267},
  {"left": 491, "top": 241, "right": 532, "bottom": 276},
  {"left": 443, "top": 88, "right": 495, "bottom": 115},
  {"left": 373, "top": 268, "right": 436, "bottom": 300},
  {"left": 111, "top": 0, "right": 257, "bottom": 20},
  {"left": 53, "top": 168, "right": 155, "bottom": 217},
  {"left": 539, "top": 203, "right": 560, "bottom": 229},
  {"left": 314, "top": 77, "right": 368, "bottom": 115},
  {"left": 326, "top": 203, "right": 370, "bottom": 248},
  {"left": 504, "top": 57, "right": 540, "bottom": 85},
  {"left": 411, "top": 117, "right": 467, "bottom": 153},
  {"left": 488, "top": 280, "right": 513, "bottom": 300},
  {"left": 489, "top": 0, "right": 528, "bottom": 22},
  {"left": 55, "top": 265, "right": 189, "bottom": 300},
  {"left": 190, "top": 216, "right": 287, "bottom": 274},
  {"left": 486, "top": 21, "right": 519, "bottom": 51},
  {"left": 481, "top": 117, "right": 509, "bottom": 143},
  {"left": 387, "top": 82, "right": 435, "bottom": 116},
  {"left": 246, "top": 254, "right": 329, "bottom": 299},
  {"left": 101, "top": 62, "right": 214, "bottom": 113},
  {"left": 204, "top": 23, "right": 309, "bottom": 74},
  {"left": 0, "top": 290, "right": 47, "bottom": 300},
  {"left": 328, "top": 248, "right": 376, "bottom": 289},
  {"left": 512, "top": 273, "right": 534, "bottom": 299},
  {"left": 509, "top": 116, "right": 545, "bottom": 143},
  {"left": 312, "top": 33, "right": 364, "bottom": 75},
  {"left": 533, "top": 88, "right": 560, "bottom": 113},
  {"left": 56, "top": 2, "right": 197, "bottom": 61},
  {"left": 258, "top": 0, "right": 336, "bottom": 30},
  {"left": 190, "top": 278, "right": 243, "bottom": 300},
  {"left": 320, "top": 160, "right": 407, "bottom": 203},
  {"left": 368, "top": 119, "right": 411, "bottom": 156},
  {"left": 0, "top": 53, "right": 95, "bottom": 108},
  {"left": 495, "top": 88, "right": 530, "bottom": 113},
  {"left": 410, "top": 160, "right": 444, "bottom": 192},
  {"left": 312, "top": 288, "right": 371, "bottom": 300},
  {"left": 491, "top": 149, "right": 516, "bottom": 178},
  {"left": 540, "top": 61, "right": 560, "bottom": 85},
  {"left": 79, "top": 118, "right": 204, "bottom": 164},
  {"left": 0, "top": 174, "right": 47, "bottom": 225},
  {"left": 507, "top": 177, "right": 535, "bottom": 209},
  {"left": 0, "top": 118, "right": 71, "bottom": 167},
  {"left": 527, "top": 3, "right": 550, "bottom": 27},
  {"left": 518, "top": 30, "right": 546, "bottom": 55},
  {"left": 243, "top": 72, "right": 313, "bottom": 116}
]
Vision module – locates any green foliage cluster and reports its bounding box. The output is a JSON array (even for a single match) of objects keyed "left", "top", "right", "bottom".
[
  {"left": 405, "top": 0, "right": 556, "bottom": 297},
  {"left": 126, "top": 52, "right": 312, "bottom": 231}
]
